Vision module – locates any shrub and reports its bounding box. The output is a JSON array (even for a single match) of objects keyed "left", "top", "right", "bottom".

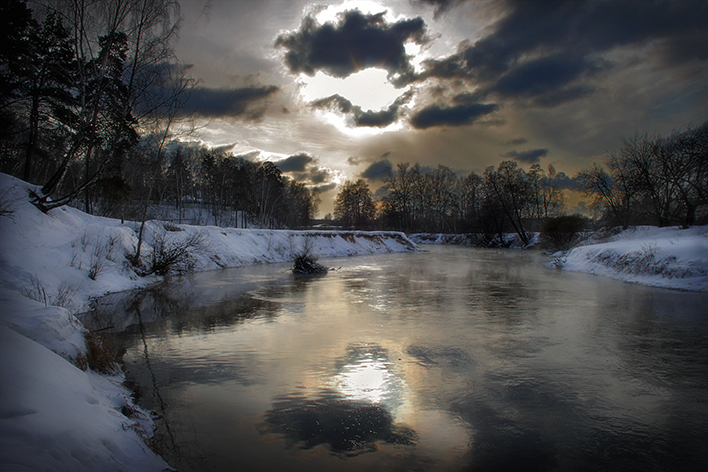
[
  {"left": 540, "top": 214, "right": 588, "bottom": 251},
  {"left": 138, "top": 230, "right": 205, "bottom": 276},
  {"left": 77, "top": 331, "right": 120, "bottom": 374},
  {"left": 292, "top": 254, "right": 328, "bottom": 274},
  {"left": 20, "top": 275, "right": 78, "bottom": 309}
]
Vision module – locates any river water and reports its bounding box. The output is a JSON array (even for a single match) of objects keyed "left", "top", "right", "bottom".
[{"left": 94, "top": 246, "right": 708, "bottom": 471}]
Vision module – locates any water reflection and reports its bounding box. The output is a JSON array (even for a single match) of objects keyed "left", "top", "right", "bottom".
[
  {"left": 104, "top": 247, "right": 708, "bottom": 472},
  {"left": 263, "top": 389, "right": 417, "bottom": 455},
  {"left": 333, "top": 343, "right": 401, "bottom": 405},
  {"left": 406, "top": 344, "right": 475, "bottom": 369}
]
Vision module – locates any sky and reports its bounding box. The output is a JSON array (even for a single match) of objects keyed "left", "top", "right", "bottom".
[{"left": 173, "top": 0, "right": 708, "bottom": 216}]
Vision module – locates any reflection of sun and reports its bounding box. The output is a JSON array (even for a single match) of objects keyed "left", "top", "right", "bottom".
[{"left": 336, "top": 354, "right": 394, "bottom": 404}]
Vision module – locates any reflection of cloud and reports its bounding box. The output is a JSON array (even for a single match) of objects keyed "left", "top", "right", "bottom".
[{"left": 263, "top": 390, "right": 417, "bottom": 454}]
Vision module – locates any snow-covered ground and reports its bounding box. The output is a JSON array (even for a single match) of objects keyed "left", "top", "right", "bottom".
[
  {"left": 412, "top": 226, "right": 708, "bottom": 292},
  {"left": 0, "top": 173, "right": 416, "bottom": 471},
  {"left": 2, "top": 170, "right": 706, "bottom": 471},
  {"left": 548, "top": 225, "right": 708, "bottom": 291}
]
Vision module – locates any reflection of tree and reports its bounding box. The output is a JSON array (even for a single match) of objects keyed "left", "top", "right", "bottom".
[
  {"left": 132, "top": 302, "right": 178, "bottom": 456},
  {"left": 263, "top": 390, "right": 416, "bottom": 455}
]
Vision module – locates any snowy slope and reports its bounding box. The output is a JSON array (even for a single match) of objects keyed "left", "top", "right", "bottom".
[
  {"left": 548, "top": 225, "right": 708, "bottom": 291},
  {"left": 0, "top": 172, "right": 416, "bottom": 471}
]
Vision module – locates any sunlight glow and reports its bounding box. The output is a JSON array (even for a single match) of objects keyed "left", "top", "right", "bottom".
[
  {"left": 313, "top": 109, "right": 404, "bottom": 138},
  {"left": 316, "top": 1, "right": 391, "bottom": 24},
  {"left": 300, "top": 69, "right": 403, "bottom": 111},
  {"left": 336, "top": 355, "right": 395, "bottom": 404}
]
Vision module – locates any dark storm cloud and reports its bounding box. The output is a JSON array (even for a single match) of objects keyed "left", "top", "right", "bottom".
[
  {"left": 275, "top": 9, "right": 429, "bottom": 82},
  {"left": 312, "top": 182, "right": 338, "bottom": 193},
  {"left": 361, "top": 158, "right": 393, "bottom": 181},
  {"left": 410, "top": 102, "right": 499, "bottom": 129},
  {"left": 552, "top": 171, "right": 582, "bottom": 191},
  {"left": 418, "top": 0, "right": 708, "bottom": 106},
  {"left": 492, "top": 53, "right": 601, "bottom": 99},
  {"left": 502, "top": 148, "right": 548, "bottom": 164},
  {"left": 274, "top": 153, "right": 315, "bottom": 172},
  {"left": 311, "top": 91, "right": 413, "bottom": 128},
  {"left": 275, "top": 153, "right": 338, "bottom": 191},
  {"left": 292, "top": 167, "right": 331, "bottom": 185},
  {"left": 184, "top": 85, "right": 279, "bottom": 119}
]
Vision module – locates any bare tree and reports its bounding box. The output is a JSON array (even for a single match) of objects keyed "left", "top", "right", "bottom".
[
  {"left": 484, "top": 161, "right": 532, "bottom": 246},
  {"left": 334, "top": 179, "right": 376, "bottom": 229}
]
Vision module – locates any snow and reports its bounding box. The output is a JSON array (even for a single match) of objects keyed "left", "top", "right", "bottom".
[
  {"left": 2, "top": 169, "right": 706, "bottom": 470},
  {"left": 0, "top": 172, "right": 416, "bottom": 471},
  {"left": 0, "top": 324, "right": 167, "bottom": 472},
  {"left": 548, "top": 225, "right": 708, "bottom": 291}
]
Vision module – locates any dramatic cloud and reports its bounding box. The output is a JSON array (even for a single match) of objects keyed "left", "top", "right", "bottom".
[
  {"left": 311, "top": 91, "right": 413, "bottom": 128},
  {"left": 173, "top": 0, "right": 708, "bottom": 216},
  {"left": 184, "top": 85, "right": 279, "bottom": 119},
  {"left": 360, "top": 158, "right": 393, "bottom": 181},
  {"left": 275, "top": 9, "right": 429, "bottom": 83},
  {"left": 418, "top": 0, "right": 708, "bottom": 106},
  {"left": 410, "top": 102, "right": 499, "bottom": 129},
  {"left": 552, "top": 171, "right": 582, "bottom": 191},
  {"left": 274, "top": 153, "right": 315, "bottom": 172},
  {"left": 274, "top": 153, "right": 338, "bottom": 191},
  {"left": 491, "top": 53, "right": 603, "bottom": 105},
  {"left": 311, "top": 182, "right": 337, "bottom": 193},
  {"left": 502, "top": 148, "right": 548, "bottom": 164}
]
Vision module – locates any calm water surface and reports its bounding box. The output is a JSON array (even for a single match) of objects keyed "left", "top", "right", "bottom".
[{"left": 93, "top": 246, "right": 708, "bottom": 471}]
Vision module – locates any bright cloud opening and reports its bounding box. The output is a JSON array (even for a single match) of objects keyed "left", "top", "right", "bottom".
[
  {"left": 300, "top": 68, "right": 404, "bottom": 111},
  {"left": 316, "top": 1, "right": 391, "bottom": 24}
]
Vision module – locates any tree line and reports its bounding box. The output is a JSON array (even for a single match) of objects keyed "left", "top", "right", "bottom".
[
  {"left": 1, "top": 2, "right": 704, "bottom": 240},
  {"left": 334, "top": 121, "right": 707, "bottom": 240},
  {"left": 335, "top": 161, "right": 565, "bottom": 246},
  {"left": 0, "top": 0, "right": 318, "bottom": 230},
  {"left": 578, "top": 122, "right": 707, "bottom": 229}
]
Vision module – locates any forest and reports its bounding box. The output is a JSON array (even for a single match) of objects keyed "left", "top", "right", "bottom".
[
  {"left": 1, "top": 0, "right": 706, "bottom": 246},
  {"left": 335, "top": 118, "right": 707, "bottom": 245}
]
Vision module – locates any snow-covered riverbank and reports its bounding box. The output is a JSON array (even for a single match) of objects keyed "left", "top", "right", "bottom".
[
  {"left": 411, "top": 226, "right": 708, "bottom": 292},
  {"left": 0, "top": 173, "right": 416, "bottom": 471},
  {"left": 548, "top": 225, "right": 708, "bottom": 292},
  {"left": 2, "top": 169, "right": 706, "bottom": 471}
]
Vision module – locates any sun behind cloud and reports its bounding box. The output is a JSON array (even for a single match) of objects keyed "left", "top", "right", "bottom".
[{"left": 300, "top": 68, "right": 404, "bottom": 111}]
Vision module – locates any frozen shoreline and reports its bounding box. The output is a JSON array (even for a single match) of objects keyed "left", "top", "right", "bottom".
[{"left": 0, "top": 173, "right": 417, "bottom": 471}]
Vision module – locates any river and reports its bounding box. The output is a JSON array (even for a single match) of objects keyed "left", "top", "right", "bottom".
[{"left": 90, "top": 246, "right": 708, "bottom": 471}]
